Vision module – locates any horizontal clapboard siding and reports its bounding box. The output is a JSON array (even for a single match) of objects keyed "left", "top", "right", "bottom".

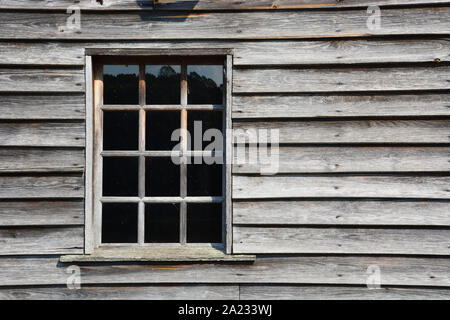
[
  {"left": 233, "top": 93, "right": 450, "bottom": 118},
  {"left": 0, "top": 201, "right": 84, "bottom": 226},
  {"left": 0, "top": 285, "right": 239, "bottom": 300},
  {"left": 240, "top": 285, "right": 450, "bottom": 300},
  {"left": 0, "top": 94, "right": 85, "bottom": 120},
  {"left": 2, "top": 39, "right": 450, "bottom": 66},
  {"left": 233, "top": 227, "right": 450, "bottom": 255},
  {"left": 233, "top": 200, "right": 450, "bottom": 226},
  {"left": 2, "top": 0, "right": 449, "bottom": 10},
  {"left": 1, "top": 255, "right": 450, "bottom": 287},
  {"left": 0, "top": 122, "right": 85, "bottom": 147},
  {"left": 1, "top": 8, "right": 450, "bottom": 40},
  {"left": 0, "top": 68, "right": 84, "bottom": 92},
  {"left": 233, "top": 175, "right": 450, "bottom": 199},
  {"left": 233, "top": 120, "right": 450, "bottom": 144},
  {"left": 0, "top": 175, "right": 84, "bottom": 199},
  {"left": 233, "top": 66, "right": 450, "bottom": 93},
  {"left": 0, "top": 226, "right": 83, "bottom": 255},
  {"left": 0, "top": 148, "right": 84, "bottom": 173},
  {"left": 233, "top": 146, "right": 450, "bottom": 173}
]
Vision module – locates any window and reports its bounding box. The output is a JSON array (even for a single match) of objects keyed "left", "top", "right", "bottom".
[{"left": 85, "top": 51, "right": 232, "bottom": 255}]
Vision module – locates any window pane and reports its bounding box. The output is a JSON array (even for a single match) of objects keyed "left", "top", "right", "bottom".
[
  {"left": 187, "top": 110, "right": 222, "bottom": 151},
  {"left": 103, "top": 157, "right": 139, "bottom": 197},
  {"left": 145, "top": 203, "right": 180, "bottom": 243},
  {"left": 103, "top": 111, "right": 139, "bottom": 151},
  {"left": 187, "top": 203, "right": 222, "bottom": 243},
  {"left": 187, "top": 157, "right": 222, "bottom": 196},
  {"left": 145, "top": 157, "right": 180, "bottom": 196},
  {"left": 146, "top": 111, "right": 180, "bottom": 151},
  {"left": 103, "top": 65, "right": 139, "bottom": 105},
  {"left": 188, "top": 65, "right": 223, "bottom": 104},
  {"left": 102, "top": 203, "right": 138, "bottom": 243},
  {"left": 146, "top": 65, "right": 181, "bottom": 105}
]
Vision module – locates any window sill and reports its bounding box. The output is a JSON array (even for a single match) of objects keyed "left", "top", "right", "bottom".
[{"left": 60, "top": 247, "right": 256, "bottom": 263}]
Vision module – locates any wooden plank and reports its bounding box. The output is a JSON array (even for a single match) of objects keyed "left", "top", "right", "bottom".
[
  {"left": 1, "top": 0, "right": 448, "bottom": 10},
  {"left": 0, "top": 148, "right": 84, "bottom": 173},
  {"left": 0, "top": 122, "right": 85, "bottom": 147},
  {"left": 0, "top": 94, "right": 85, "bottom": 120},
  {"left": 0, "top": 226, "right": 83, "bottom": 255},
  {"left": 3, "top": 39, "right": 450, "bottom": 66},
  {"left": 233, "top": 175, "right": 450, "bottom": 199},
  {"left": 0, "top": 68, "right": 84, "bottom": 93},
  {"left": 0, "top": 285, "right": 239, "bottom": 300},
  {"left": 233, "top": 120, "right": 450, "bottom": 144},
  {"left": 233, "top": 146, "right": 450, "bottom": 173},
  {"left": 1, "top": 8, "right": 450, "bottom": 40},
  {"left": 233, "top": 93, "right": 450, "bottom": 119},
  {"left": 233, "top": 226, "right": 450, "bottom": 255},
  {"left": 233, "top": 66, "right": 450, "bottom": 93},
  {"left": 240, "top": 285, "right": 450, "bottom": 300},
  {"left": 85, "top": 55, "right": 94, "bottom": 254},
  {"left": 0, "top": 175, "right": 84, "bottom": 199},
  {"left": 0, "top": 200, "right": 84, "bottom": 226},
  {"left": 233, "top": 200, "right": 450, "bottom": 226},
  {"left": 1, "top": 255, "right": 450, "bottom": 287}
]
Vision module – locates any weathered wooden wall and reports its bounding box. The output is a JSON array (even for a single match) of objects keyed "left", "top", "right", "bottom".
[{"left": 0, "top": 0, "right": 449, "bottom": 299}]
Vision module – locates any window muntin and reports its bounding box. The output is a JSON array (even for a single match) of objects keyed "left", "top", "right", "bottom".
[{"left": 94, "top": 57, "right": 226, "bottom": 248}]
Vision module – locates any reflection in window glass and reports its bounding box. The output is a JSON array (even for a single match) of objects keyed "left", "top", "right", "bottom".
[
  {"left": 188, "top": 65, "right": 223, "bottom": 104},
  {"left": 145, "top": 203, "right": 180, "bottom": 243},
  {"left": 103, "top": 65, "right": 139, "bottom": 105},
  {"left": 146, "top": 65, "right": 181, "bottom": 105},
  {"left": 102, "top": 203, "right": 138, "bottom": 243},
  {"left": 187, "top": 203, "right": 222, "bottom": 243},
  {"left": 103, "top": 111, "right": 139, "bottom": 150}
]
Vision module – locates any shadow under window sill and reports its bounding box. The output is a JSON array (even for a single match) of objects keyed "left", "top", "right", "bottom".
[{"left": 60, "top": 247, "right": 256, "bottom": 263}]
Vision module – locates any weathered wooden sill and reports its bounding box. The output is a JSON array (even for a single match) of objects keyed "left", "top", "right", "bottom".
[{"left": 60, "top": 247, "right": 256, "bottom": 263}]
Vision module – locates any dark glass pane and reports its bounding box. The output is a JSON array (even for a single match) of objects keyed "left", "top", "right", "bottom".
[
  {"left": 102, "top": 203, "right": 138, "bottom": 243},
  {"left": 145, "top": 157, "right": 180, "bottom": 196},
  {"left": 145, "top": 203, "right": 180, "bottom": 243},
  {"left": 187, "top": 203, "right": 222, "bottom": 243},
  {"left": 103, "top": 65, "right": 139, "bottom": 105},
  {"left": 187, "top": 110, "right": 222, "bottom": 151},
  {"left": 103, "top": 157, "right": 138, "bottom": 196},
  {"left": 146, "top": 65, "right": 181, "bottom": 105},
  {"left": 146, "top": 111, "right": 180, "bottom": 151},
  {"left": 103, "top": 111, "right": 139, "bottom": 150},
  {"left": 187, "top": 157, "right": 222, "bottom": 196},
  {"left": 187, "top": 65, "right": 223, "bottom": 104}
]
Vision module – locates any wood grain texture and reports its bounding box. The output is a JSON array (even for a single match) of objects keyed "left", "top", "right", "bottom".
[
  {"left": 233, "top": 146, "right": 450, "bottom": 173},
  {"left": 0, "top": 201, "right": 84, "bottom": 226},
  {"left": 240, "top": 285, "right": 450, "bottom": 300},
  {"left": 233, "top": 93, "right": 450, "bottom": 118},
  {"left": 0, "top": 285, "right": 239, "bottom": 300},
  {"left": 0, "top": 175, "right": 84, "bottom": 199},
  {"left": 0, "top": 94, "right": 85, "bottom": 120},
  {"left": 233, "top": 120, "right": 450, "bottom": 144},
  {"left": 0, "top": 226, "right": 83, "bottom": 255},
  {"left": 0, "top": 68, "right": 84, "bottom": 92},
  {"left": 233, "top": 200, "right": 450, "bottom": 226},
  {"left": 1, "top": 255, "right": 450, "bottom": 287},
  {"left": 233, "top": 66, "right": 450, "bottom": 93},
  {"left": 233, "top": 226, "right": 450, "bottom": 255},
  {"left": 1, "top": 8, "right": 449, "bottom": 40},
  {"left": 2, "top": 39, "right": 450, "bottom": 66},
  {"left": 1, "top": 0, "right": 448, "bottom": 10},
  {"left": 0, "top": 122, "right": 85, "bottom": 147},
  {"left": 0, "top": 148, "right": 84, "bottom": 172},
  {"left": 233, "top": 175, "right": 450, "bottom": 199}
]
